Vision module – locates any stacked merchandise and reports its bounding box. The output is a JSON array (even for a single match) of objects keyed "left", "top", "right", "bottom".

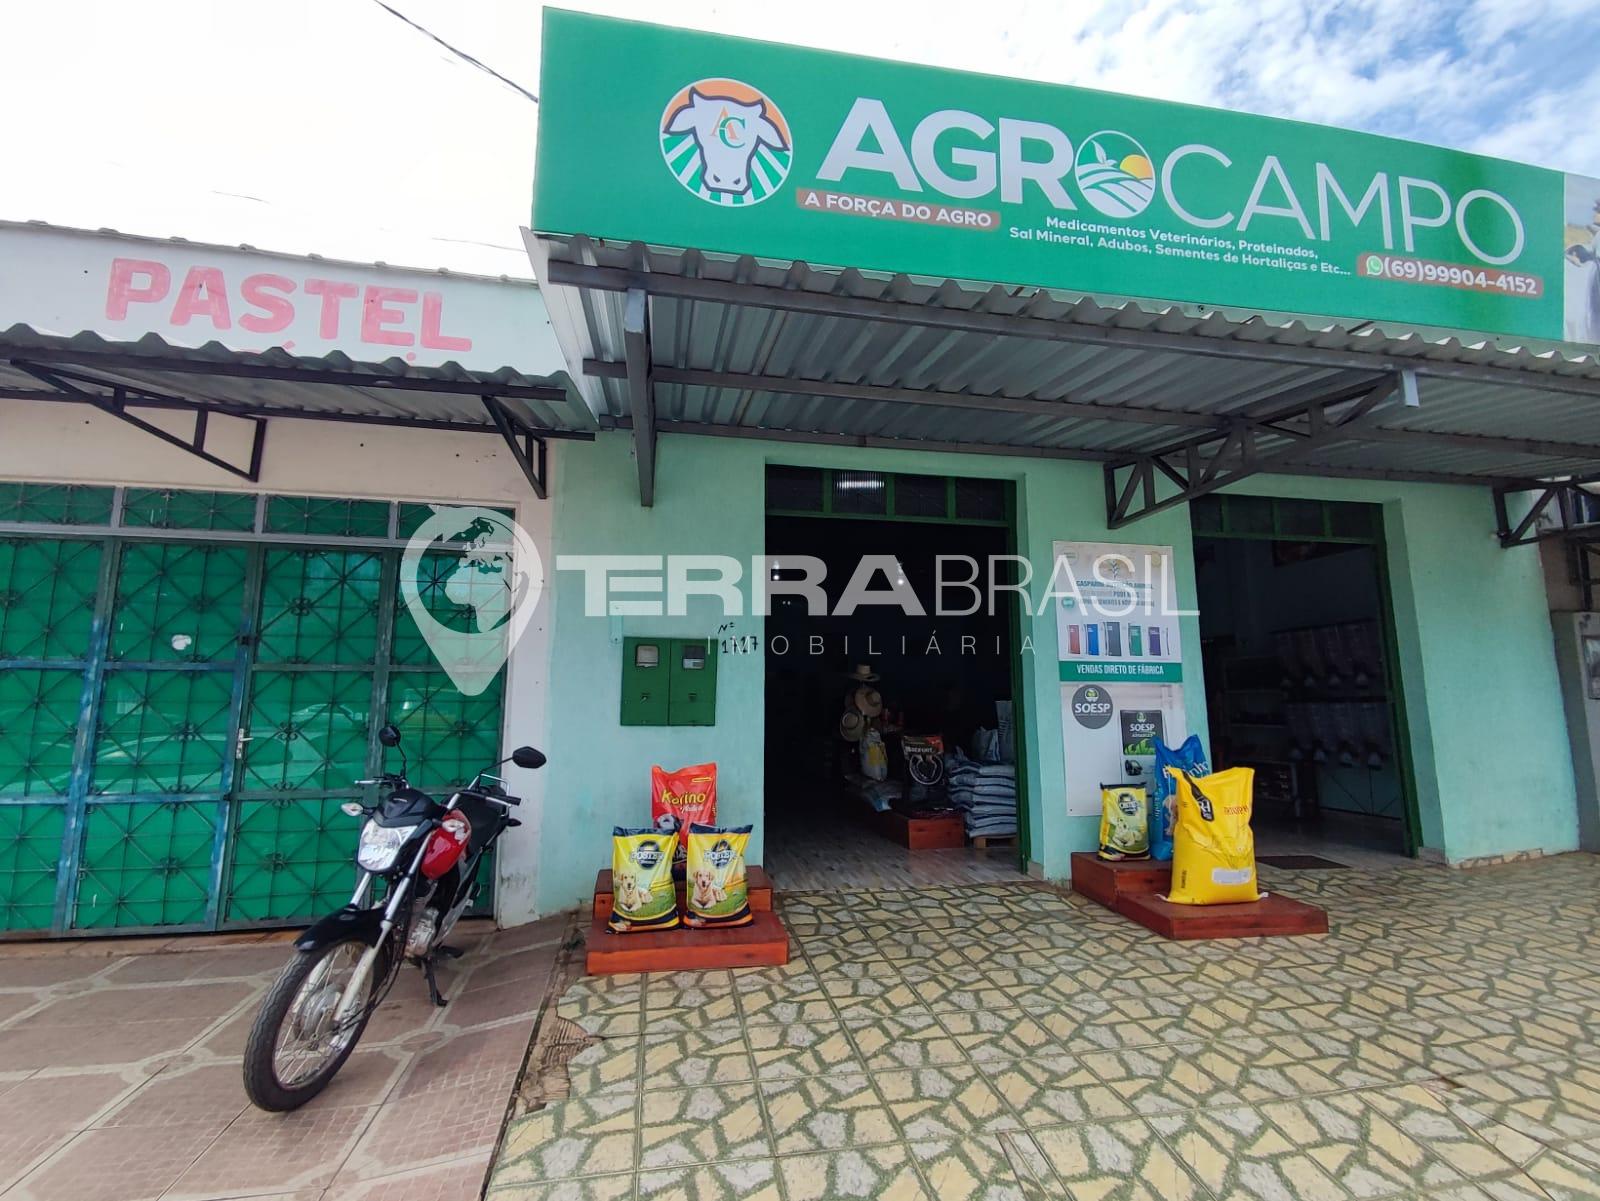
[{"left": 945, "top": 747, "right": 1017, "bottom": 839}]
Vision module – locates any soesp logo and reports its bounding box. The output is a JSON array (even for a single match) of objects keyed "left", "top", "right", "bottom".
[
  {"left": 660, "top": 79, "right": 792, "bottom": 206},
  {"left": 1074, "top": 130, "right": 1157, "bottom": 218}
]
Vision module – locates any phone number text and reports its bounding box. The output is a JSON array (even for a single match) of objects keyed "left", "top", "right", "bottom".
[{"left": 1357, "top": 253, "right": 1542, "bottom": 298}]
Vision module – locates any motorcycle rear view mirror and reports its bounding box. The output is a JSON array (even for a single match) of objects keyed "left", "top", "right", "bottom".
[
  {"left": 511, "top": 746, "right": 546, "bottom": 770},
  {"left": 378, "top": 723, "right": 402, "bottom": 748}
]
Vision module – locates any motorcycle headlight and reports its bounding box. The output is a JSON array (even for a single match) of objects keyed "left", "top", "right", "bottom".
[{"left": 357, "top": 821, "right": 419, "bottom": 872}]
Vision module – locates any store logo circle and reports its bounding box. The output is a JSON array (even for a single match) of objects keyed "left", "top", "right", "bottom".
[
  {"left": 1071, "top": 684, "right": 1114, "bottom": 729},
  {"left": 660, "top": 79, "right": 792, "bottom": 206},
  {"left": 1074, "top": 130, "right": 1157, "bottom": 218}
]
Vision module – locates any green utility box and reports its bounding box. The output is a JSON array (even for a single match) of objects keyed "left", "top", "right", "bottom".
[{"left": 621, "top": 636, "right": 718, "bottom": 726}]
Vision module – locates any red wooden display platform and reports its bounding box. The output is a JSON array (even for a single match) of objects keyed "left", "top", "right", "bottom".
[
  {"left": 875, "top": 809, "right": 966, "bottom": 850},
  {"left": 593, "top": 867, "right": 774, "bottom": 920},
  {"left": 1118, "top": 891, "right": 1329, "bottom": 939},
  {"left": 1069, "top": 851, "right": 1327, "bottom": 940},
  {"left": 585, "top": 908, "right": 790, "bottom": 974},
  {"left": 1068, "top": 853, "right": 1172, "bottom": 909}
]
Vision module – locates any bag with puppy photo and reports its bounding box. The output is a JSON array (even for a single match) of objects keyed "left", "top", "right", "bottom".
[
  {"left": 607, "top": 827, "right": 681, "bottom": 933},
  {"left": 683, "top": 823, "right": 753, "bottom": 928}
]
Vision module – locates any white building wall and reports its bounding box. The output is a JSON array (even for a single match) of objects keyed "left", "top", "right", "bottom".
[{"left": 0, "top": 396, "right": 558, "bottom": 926}]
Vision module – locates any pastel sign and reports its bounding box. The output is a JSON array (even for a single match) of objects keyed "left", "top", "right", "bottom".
[
  {"left": 0, "top": 224, "right": 561, "bottom": 372},
  {"left": 535, "top": 10, "right": 1595, "bottom": 346},
  {"left": 105, "top": 258, "right": 471, "bottom": 350}
]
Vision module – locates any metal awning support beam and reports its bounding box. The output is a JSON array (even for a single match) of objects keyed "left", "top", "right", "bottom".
[
  {"left": 1493, "top": 480, "right": 1600, "bottom": 548},
  {"left": 14, "top": 362, "right": 266, "bottom": 481},
  {"left": 1104, "top": 377, "right": 1400, "bottom": 528},
  {"left": 623, "top": 287, "right": 656, "bottom": 507},
  {"left": 483, "top": 396, "right": 550, "bottom": 500}
]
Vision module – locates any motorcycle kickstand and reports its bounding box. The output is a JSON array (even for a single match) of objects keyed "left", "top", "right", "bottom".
[{"left": 420, "top": 956, "right": 449, "bottom": 1008}]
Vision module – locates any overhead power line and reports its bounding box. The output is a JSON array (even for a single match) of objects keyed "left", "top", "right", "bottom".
[{"left": 369, "top": 0, "right": 538, "bottom": 104}]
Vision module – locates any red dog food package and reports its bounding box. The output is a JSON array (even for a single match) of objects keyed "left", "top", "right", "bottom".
[{"left": 650, "top": 762, "right": 717, "bottom": 867}]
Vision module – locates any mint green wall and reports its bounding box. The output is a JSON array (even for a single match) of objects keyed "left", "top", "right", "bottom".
[
  {"left": 538, "top": 432, "right": 1577, "bottom": 913},
  {"left": 538, "top": 431, "right": 1205, "bottom": 911}
]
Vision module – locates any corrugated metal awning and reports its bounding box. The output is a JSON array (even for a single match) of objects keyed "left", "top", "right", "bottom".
[
  {"left": 0, "top": 324, "right": 592, "bottom": 496},
  {"left": 529, "top": 232, "right": 1600, "bottom": 521}
]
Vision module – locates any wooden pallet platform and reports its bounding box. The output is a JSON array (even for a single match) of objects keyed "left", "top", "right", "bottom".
[
  {"left": 971, "top": 833, "right": 1017, "bottom": 849},
  {"left": 1117, "top": 891, "right": 1330, "bottom": 940},
  {"left": 585, "top": 908, "right": 790, "bottom": 974},
  {"left": 593, "top": 867, "right": 774, "bottom": 920},
  {"left": 1070, "top": 850, "right": 1327, "bottom": 940},
  {"left": 875, "top": 809, "right": 966, "bottom": 850},
  {"left": 1069, "top": 851, "right": 1171, "bottom": 908}
]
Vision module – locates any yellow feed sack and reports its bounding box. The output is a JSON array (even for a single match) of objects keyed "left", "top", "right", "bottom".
[
  {"left": 607, "top": 827, "right": 680, "bottom": 933},
  {"left": 1166, "top": 767, "right": 1261, "bottom": 905}
]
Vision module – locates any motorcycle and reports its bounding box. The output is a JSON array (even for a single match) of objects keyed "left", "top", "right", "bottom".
[{"left": 242, "top": 722, "right": 545, "bottom": 1111}]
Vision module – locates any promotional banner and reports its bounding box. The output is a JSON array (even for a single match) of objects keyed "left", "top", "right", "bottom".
[
  {"left": 535, "top": 10, "right": 1600, "bottom": 347},
  {"left": 1053, "top": 540, "right": 1189, "bottom": 817},
  {"left": 1053, "top": 541, "right": 1183, "bottom": 683}
]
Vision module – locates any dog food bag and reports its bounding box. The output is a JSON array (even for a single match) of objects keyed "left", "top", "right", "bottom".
[
  {"left": 1151, "top": 736, "right": 1210, "bottom": 862},
  {"left": 683, "top": 823, "right": 753, "bottom": 929},
  {"left": 651, "top": 763, "right": 718, "bottom": 868},
  {"left": 1098, "top": 784, "right": 1150, "bottom": 860},
  {"left": 607, "top": 827, "right": 681, "bottom": 933},
  {"left": 1166, "top": 767, "right": 1261, "bottom": 905}
]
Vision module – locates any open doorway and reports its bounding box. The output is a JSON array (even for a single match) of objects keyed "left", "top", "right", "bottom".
[
  {"left": 763, "top": 467, "right": 1028, "bottom": 890},
  {"left": 1192, "top": 495, "right": 1418, "bottom": 866}
]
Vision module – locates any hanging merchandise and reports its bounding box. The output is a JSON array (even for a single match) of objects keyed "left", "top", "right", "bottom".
[
  {"left": 651, "top": 762, "right": 718, "bottom": 869},
  {"left": 1166, "top": 767, "right": 1261, "bottom": 905},
  {"left": 859, "top": 726, "right": 888, "bottom": 781},
  {"left": 1098, "top": 784, "right": 1150, "bottom": 860},
  {"left": 1151, "top": 735, "right": 1210, "bottom": 861},
  {"left": 607, "top": 828, "right": 681, "bottom": 933},
  {"left": 683, "top": 823, "right": 754, "bottom": 928}
]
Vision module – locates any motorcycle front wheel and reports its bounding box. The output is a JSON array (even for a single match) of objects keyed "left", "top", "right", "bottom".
[{"left": 242, "top": 936, "right": 388, "bottom": 1111}]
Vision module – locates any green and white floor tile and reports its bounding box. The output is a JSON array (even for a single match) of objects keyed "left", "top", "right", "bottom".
[{"left": 489, "top": 856, "right": 1600, "bottom": 1201}]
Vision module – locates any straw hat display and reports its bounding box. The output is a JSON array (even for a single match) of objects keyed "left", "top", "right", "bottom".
[
  {"left": 843, "top": 664, "right": 880, "bottom": 682},
  {"left": 838, "top": 710, "right": 866, "bottom": 742},
  {"left": 851, "top": 685, "right": 884, "bottom": 718}
]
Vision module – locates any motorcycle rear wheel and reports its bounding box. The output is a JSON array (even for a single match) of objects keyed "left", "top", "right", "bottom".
[{"left": 242, "top": 937, "right": 386, "bottom": 1111}]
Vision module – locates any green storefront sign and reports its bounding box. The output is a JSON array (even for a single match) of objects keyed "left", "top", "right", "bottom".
[{"left": 534, "top": 10, "right": 1600, "bottom": 346}]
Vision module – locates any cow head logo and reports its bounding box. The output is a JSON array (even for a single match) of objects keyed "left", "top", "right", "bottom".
[{"left": 660, "top": 79, "right": 792, "bottom": 206}]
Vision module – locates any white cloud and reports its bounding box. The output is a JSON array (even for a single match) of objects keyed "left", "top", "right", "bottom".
[{"left": 0, "top": 0, "right": 1595, "bottom": 274}]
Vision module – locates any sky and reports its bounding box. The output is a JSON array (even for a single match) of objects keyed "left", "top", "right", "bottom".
[{"left": 3, "top": 0, "right": 1596, "bottom": 278}]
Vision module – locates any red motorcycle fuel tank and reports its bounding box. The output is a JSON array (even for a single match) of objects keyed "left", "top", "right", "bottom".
[{"left": 421, "top": 810, "right": 472, "bottom": 879}]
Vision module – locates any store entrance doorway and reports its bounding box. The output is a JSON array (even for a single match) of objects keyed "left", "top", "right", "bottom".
[
  {"left": 1192, "top": 495, "right": 1419, "bottom": 864},
  {"left": 762, "top": 467, "right": 1029, "bottom": 890}
]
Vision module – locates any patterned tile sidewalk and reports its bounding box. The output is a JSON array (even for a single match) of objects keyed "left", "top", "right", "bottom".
[
  {"left": 0, "top": 916, "right": 568, "bottom": 1201},
  {"left": 489, "top": 854, "right": 1600, "bottom": 1201}
]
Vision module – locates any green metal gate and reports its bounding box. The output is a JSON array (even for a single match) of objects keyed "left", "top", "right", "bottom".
[{"left": 0, "top": 483, "right": 509, "bottom": 937}]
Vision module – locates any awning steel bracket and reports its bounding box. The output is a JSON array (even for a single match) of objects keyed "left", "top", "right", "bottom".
[
  {"left": 13, "top": 361, "right": 266, "bottom": 481},
  {"left": 483, "top": 395, "right": 550, "bottom": 500},
  {"left": 1493, "top": 479, "right": 1600, "bottom": 549},
  {"left": 1103, "top": 377, "right": 1400, "bottom": 528}
]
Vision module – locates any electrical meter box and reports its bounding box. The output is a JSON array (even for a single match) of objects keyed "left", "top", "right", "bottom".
[{"left": 621, "top": 636, "right": 718, "bottom": 726}]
